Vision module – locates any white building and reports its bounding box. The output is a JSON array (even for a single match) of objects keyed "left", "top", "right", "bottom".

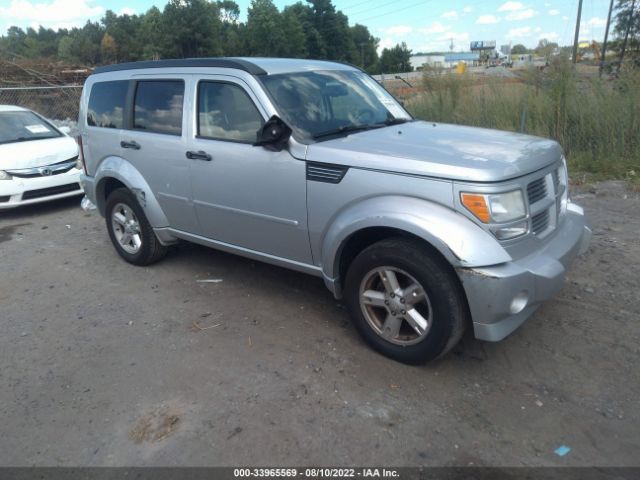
[{"left": 410, "top": 55, "right": 446, "bottom": 70}]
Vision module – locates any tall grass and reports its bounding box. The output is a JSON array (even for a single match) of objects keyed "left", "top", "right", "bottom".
[{"left": 407, "top": 57, "right": 640, "bottom": 181}]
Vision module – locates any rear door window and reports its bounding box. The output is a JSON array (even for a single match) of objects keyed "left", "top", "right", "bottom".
[
  {"left": 133, "top": 80, "right": 184, "bottom": 136},
  {"left": 87, "top": 80, "right": 128, "bottom": 129}
]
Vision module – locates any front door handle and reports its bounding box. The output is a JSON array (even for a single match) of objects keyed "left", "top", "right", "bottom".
[
  {"left": 121, "top": 140, "right": 141, "bottom": 150},
  {"left": 186, "top": 150, "right": 212, "bottom": 161}
]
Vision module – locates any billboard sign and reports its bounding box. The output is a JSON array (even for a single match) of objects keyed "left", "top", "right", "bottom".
[{"left": 470, "top": 40, "right": 496, "bottom": 50}]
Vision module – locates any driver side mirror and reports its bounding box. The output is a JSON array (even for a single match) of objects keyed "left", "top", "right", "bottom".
[{"left": 254, "top": 115, "right": 292, "bottom": 152}]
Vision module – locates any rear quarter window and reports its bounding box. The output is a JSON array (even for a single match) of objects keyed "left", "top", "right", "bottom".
[
  {"left": 87, "top": 80, "right": 128, "bottom": 129},
  {"left": 133, "top": 80, "right": 184, "bottom": 136}
]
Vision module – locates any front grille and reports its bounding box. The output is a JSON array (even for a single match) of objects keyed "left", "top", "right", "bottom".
[
  {"left": 22, "top": 183, "right": 81, "bottom": 200},
  {"left": 531, "top": 210, "right": 550, "bottom": 234},
  {"left": 7, "top": 157, "right": 78, "bottom": 178},
  {"left": 0, "top": 195, "right": 10, "bottom": 203},
  {"left": 527, "top": 177, "right": 547, "bottom": 204}
]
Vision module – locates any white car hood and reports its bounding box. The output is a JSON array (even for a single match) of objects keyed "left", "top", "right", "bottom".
[
  {"left": 0, "top": 136, "right": 78, "bottom": 170},
  {"left": 305, "top": 121, "right": 562, "bottom": 182}
]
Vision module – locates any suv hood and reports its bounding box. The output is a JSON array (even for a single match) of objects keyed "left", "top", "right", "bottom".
[
  {"left": 0, "top": 136, "right": 78, "bottom": 170},
  {"left": 304, "top": 121, "right": 562, "bottom": 182}
]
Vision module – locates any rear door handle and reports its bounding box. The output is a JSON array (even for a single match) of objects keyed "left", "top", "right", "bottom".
[
  {"left": 121, "top": 140, "right": 141, "bottom": 150},
  {"left": 186, "top": 150, "right": 212, "bottom": 161}
]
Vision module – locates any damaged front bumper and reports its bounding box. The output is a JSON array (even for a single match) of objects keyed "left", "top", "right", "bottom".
[{"left": 458, "top": 203, "right": 592, "bottom": 342}]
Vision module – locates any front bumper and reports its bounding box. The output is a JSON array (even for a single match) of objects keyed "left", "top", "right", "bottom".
[
  {"left": 458, "top": 202, "right": 591, "bottom": 341},
  {"left": 0, "top": 169, "right": 83, "bottom": 210}
]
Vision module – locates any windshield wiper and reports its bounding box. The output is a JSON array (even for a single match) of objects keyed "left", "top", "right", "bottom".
[
  {"left": 312, "top": 118, "right": 413, "bottom": 141},
  {"left": 383, "top": 117, "right": 412, "bottom": 126},
  {"left": 312, "top": 123, "right": 385, "bottom": 140}
]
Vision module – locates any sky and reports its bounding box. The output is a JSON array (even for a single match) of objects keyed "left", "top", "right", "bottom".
[{"left": 0, "top": 0, "right": 614, "bottom": 53}]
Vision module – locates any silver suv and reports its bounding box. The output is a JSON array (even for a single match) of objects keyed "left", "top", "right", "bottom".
[{"left": 78, "top": 58, "right": 591, "bottom": 364}]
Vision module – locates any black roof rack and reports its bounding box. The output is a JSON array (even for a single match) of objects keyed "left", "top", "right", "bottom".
[{"left": 92, "top": 58, "right": 267, "bottom": 76}]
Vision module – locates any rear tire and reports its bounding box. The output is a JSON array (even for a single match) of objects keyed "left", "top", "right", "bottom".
[
  {"left": 105, "top": 188, "right": 167, "bottom": 266},
  {"left": 344, "top": 237, "right": 467, "bottom": 364}
]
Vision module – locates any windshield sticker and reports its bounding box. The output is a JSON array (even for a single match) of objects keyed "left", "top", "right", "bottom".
[
  {"left": 25, "top": 124, "right": 50, "bottom": 134},
  {"left": 381, "top": 99, "right": 407, "bottom": 118}
]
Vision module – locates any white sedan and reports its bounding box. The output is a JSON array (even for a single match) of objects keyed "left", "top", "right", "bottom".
[{"left": 0, "top": 105, "right": 82, "bottom": 210}]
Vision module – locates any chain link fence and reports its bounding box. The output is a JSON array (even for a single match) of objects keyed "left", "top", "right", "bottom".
[{"left": 0, "top": 85, "right": 82, "bottom": 122}]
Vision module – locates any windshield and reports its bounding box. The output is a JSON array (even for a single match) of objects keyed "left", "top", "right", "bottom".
[
  {"left": 260, "top": 70, "right": 412, "bottom": 141},
  {"left": 0, "top": 110, "right": 61, "bottom": 145}
]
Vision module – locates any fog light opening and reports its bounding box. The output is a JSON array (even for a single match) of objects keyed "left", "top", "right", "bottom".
[{"left": 510, "top": 291, "right": 529, "bottom": 314}]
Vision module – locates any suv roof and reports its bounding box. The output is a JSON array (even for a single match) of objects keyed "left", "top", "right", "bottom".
[
  {"left": 91, "top": 57, "right": 359, "bottom": 76},
  {"left": 0, "top": 105, "right": 28, "bottom": 112}
]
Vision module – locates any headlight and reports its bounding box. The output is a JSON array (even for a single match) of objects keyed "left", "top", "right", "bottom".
[
  {"left": 0, "top": 170, "right": 12, "bottom": 180},
  {"left": 461, "top": 190, "right": 526, "bottom": 223},
  {"left": 461, "top": 190, "right": 527, "bottom": 240},
  {"left": 487, "top": 190, "right": 526, "bottom": 222}
]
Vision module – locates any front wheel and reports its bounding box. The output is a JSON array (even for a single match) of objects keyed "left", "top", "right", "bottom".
[
  {"left": 105, "top": 188, "right": 168, "bottom": 266},
  {"left": 344, "top": 238, "right": 467, "bottom": 364}
]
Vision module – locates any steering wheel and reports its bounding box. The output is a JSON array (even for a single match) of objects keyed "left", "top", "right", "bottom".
[{"left": 355, "top": 108, "right": 375, "bottom": 124}]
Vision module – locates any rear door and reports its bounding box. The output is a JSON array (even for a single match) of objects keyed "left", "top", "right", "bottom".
[
  {"left": 119, "top": 75, "right": 199, "bottom": 233},
  {"left": 83, "top": 79, "right": 128, "bottom": 174}
]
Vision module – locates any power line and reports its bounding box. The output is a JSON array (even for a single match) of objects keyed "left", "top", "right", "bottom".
[
  {"left": 357, "top": 0, "right": 433, "bottom": 23},
  {"left": 340, "top": 0, "right": 384, "bottom": 13},
  {"left": 342, "top": 0, "right": 412, "bottom": 18}
]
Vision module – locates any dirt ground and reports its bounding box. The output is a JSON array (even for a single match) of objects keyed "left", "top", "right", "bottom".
[{"left": 0, "top": 180, "right": 638, "bottom": 467}]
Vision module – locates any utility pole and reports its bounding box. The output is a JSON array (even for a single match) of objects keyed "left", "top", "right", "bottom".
[
  {"left": 618, "top": 0, "right": 637, "bottom": 72},
  {"left": 359, "top": 42, "right": 366, "bottom": 68},
  {"left": 600, "top": 0, "right": 615, "bottom": 76},
  {"left": 572, "top": 0, "right": 584, "bottom": 63}
]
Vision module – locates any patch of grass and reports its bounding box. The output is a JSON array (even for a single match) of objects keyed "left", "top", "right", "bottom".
[{"left": 407, "top": 58, "right": 640, "bottom": 181}]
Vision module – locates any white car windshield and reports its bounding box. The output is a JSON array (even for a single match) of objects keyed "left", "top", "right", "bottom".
[
  {"left": 260, "top": 70, "right": 412, "bottom": 141},
  {"left": 0, "top": 110, "right": 61, "bottom": 145}
]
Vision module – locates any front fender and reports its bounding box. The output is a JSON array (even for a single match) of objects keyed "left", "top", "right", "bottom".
[
  {"left": 322, "top": 195, "right": 511, "bottom": 282},
  {"left": 94, "top": 156, "right": 169, "bottom": 228}
]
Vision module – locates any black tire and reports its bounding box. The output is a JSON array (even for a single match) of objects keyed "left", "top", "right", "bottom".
[
  {"left": 344, "top": 237, "right": 468, "bottom": 364},
  {"left": 105, "top": 187, "right": 168, "bottom": 266}
]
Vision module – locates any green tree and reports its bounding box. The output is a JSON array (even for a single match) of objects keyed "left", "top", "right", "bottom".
[
  {"left": 72, "top": 21, "right": 104, "bottom": 64},
  {"left": 218, "top": 0, "right": 240, "bottom": 23},
  {"left": 379, "top": 42, "right": 412, "bottom": 73},
  {"left": 102, "top": 10, "right": 143, "bottom": 61},
  {"left": 4, "top": 27, "right": 27, "bottom": 57},
  {"left": 614, "top": 0, "right": 639, "bottom": 62},
  {"left": 57, "top": 35, "right": 76, "bottom": 63},
  {"left": 306, "top": 0, "right": 354, "bottom": 61},
  {"left": 281, "top": 7, "right": 308, "bottom": 57},
  {"left": 350, "top": 24, "right": 379, "bottom": 71},
  {"left": 218, "top": 1, "right": 245, "bottom": 55},
  {"left": 614, "top": 0, "right": 639, "bottom": 40},
  {"left": 161, "top": 0, "right": 222, "bottom": 58},
  {"left": 139, "top": 6, "right": 163, "bottom": 60},
  {"left": 511, "top": 44, "right": 529, "bottom": 54},
  {"left": 285, "top": 2, "right": 326, "bottom": 58},
  {"left": 246, "top": 0, "right": 285, "bottom": 56}
]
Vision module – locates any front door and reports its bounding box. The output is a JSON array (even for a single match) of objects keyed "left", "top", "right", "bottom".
[{"left": 187, "top": 76, "right": 312, "bottom": 264}]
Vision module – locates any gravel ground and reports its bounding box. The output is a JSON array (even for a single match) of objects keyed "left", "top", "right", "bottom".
[{"left": 0, "top": 181, "right": 638, "bottom": 467}]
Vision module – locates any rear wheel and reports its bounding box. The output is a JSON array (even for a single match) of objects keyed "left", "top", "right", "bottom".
[
  {"left": 105, "top": 188, "right": 167, "bottom": 266},
  {"left": 344, "top": 237, "right": 467, "bottom": 364}
]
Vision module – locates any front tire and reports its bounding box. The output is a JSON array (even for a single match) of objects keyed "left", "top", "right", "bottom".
[
  {"left": 105, "top": 188, "right": 167, "bottom": 266},
  {"left": 344, "top": 237, "right": 467, "bottom": 364}
]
